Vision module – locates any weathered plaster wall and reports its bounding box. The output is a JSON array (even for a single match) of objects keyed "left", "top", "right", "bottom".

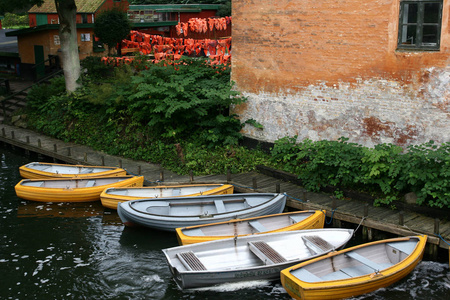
[{"left": 231, "top": 0, "right": 450, "bottom": 146}]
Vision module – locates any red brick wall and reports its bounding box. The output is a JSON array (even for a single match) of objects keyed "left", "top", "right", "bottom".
[
  {"left": 231, "top": 0, "right": 450, "bottom": 146},
  {"left": 232, "top": 0, "right": 449, "bottom": 93}
]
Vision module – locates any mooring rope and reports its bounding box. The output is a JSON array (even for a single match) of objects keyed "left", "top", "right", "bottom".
[
  {"left": 437, "top": 233, "right": 450, "bottom": 247},
  {"left": 353, "top": 216, "right": 366, "bottom": 235},
  {"left": 325, "top": 208, "right": 337, "bottom": 225}
]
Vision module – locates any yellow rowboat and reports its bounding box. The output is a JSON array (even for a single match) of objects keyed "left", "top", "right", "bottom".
[
  {"left": 19, "top": 162, "right": 127, "bottom": 179},
  {"left": 280, "top": 235, "right": 427, "bottom": 300},
  {"left": 176, "top": 210, "right": 326, "bottom": 245},
  {"left": 100, "top": 183, "right": 234, "bottom": 210},
  {"left": 15, "top": 176, "right": 144, "bottom": 203}
]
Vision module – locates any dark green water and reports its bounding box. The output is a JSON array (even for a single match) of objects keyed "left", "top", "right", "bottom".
[{"left": 1, "top": 144, "right": 449, "bottom": 299}]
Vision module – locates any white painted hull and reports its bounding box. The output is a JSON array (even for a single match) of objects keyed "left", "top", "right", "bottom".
[{"left": 162, "top": 228, "right": 354, "bottom": 289}]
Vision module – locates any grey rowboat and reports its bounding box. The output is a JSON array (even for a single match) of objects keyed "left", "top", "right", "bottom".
[{"left": 117, "top": 193, "right": 287, "bottom": 231}]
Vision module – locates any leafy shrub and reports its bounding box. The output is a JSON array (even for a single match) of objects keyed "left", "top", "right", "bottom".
[
  {"left": 80, "top": 56, "right": 115, "bottom": 80},
  {"left": 26, "top": 76, "right": 66, "bottom": 110},
  {"left": 270, "top": 136, "right": 450, "bottom": 208}
]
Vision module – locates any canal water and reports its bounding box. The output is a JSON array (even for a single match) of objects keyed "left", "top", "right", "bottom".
[{"left": 1, "top": 144, "right": 450, "bottom": 299}]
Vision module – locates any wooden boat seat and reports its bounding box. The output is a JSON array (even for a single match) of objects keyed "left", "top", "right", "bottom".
[
  {"left": 183, "top": 228, "right": 204, "bottom": 236},
  {"left": 290, "top": 268, "right": 323, "bottom": 283},
  {"left": 248, "top": 220, "right": 268, "bottom": 233},
  {"left": 387, "top": 241, "right": 417, "bottom": 254},
  {"left": 289, "top": 214, "right": 309, "bottom": 224},
  {"left": 172, "top": 188, "right": 181, "bottom": 196},
  {"left": 302, "top": 235, "right": 334, "bottom": 254},
  {"left": 248, "top": 241, "right": 287, "bottom": 265},
  {"left": 214, "top": 200, "right": 226, "bottom": 213},
  {"left": 340, "top": 264, "right": 377, "bottom": 277},
  {"left": 345, "top": 251, "right": 383, "bottom": 271},
  {"left": 85, "top": 180, "right": 96, "bottom": 187},
  {"left": 79, "top": 168, "right": 94, "bottom": 174},
  {"left": 25, "top": 181, "right": 44, "bottom": 187},
  {"left": 176, "top": 251, "right": 207, "bottom": 271}
]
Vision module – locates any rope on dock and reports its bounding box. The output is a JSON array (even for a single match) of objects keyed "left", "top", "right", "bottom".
[
  {"left": 353, "top": 216, "right": 366, "bottom": 235},
  {"left": 437, "top": 233, "right": 450, "bottom": 247},
  {"left": 325, "top": 208, "right": 337, "bottom": 225},
  {"left": 284, "top": 193, "right": 305, "bottom": 203}
]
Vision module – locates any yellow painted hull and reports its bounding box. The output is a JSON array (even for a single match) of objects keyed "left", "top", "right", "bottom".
[
  {"left": 281, "top": 235, "right": 427, "bottom": 300},
  {"left": 15, "top": 176, "right": 144, "bottom": 203},
  {"left": 176, "top": 210, "right": 326, "bottom": 245},
  {"left": 19, "top": 162, "right": 127, "bottom": 179},
  {"left": 100, "top": 184, "right": 234, "bottom": 209}
]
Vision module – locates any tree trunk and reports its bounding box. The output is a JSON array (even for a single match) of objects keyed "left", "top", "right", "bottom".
[{"left": 56, "top": 0, "right": 80, "bottom": 92}]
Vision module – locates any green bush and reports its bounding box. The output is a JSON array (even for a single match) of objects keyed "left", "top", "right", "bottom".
[
  {"left": 26, "top": 76, "right": 66, "bottom": 110},
  {"left": 270, "top": 136, "right": 450, "bottom": 208}
]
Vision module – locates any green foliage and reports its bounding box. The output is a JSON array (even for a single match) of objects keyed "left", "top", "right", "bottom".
[
  {"left": 26, "top": 76, "right": 66, "bottom": 110},
  {"left": 2, "top": 12, "right": 28, "bottom": 28},
  {"left": 397, "top": 141, "right": 450, "bottom": 208},
  {"left": 94, "top": 8, "right": 131, "bottom": 53},
  {"left": 80, "top": 56, "right": 115, "bottom": 80},
  {"left": 124, "top": 58, "right": 246, "bottom": 145},
  {"left": 270, "top": 136, "right": 450, "bottom": 209}
]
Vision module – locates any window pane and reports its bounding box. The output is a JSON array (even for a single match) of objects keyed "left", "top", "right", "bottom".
[
  {"left": 422, "top": 25, "right": 438, "bottom": 45},
  {"left": 403, "top": 3, "right": 418, "bottom": 24},
  {"left": 401, "top": 25, "right": 417, "bottom": 44},
  {"left": 424, "top": 3, "right": 440, "bottom": 23}
]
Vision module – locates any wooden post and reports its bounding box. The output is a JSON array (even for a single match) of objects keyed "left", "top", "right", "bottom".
[
  {"left": 331, "top": 197, "right": 337, "bottom": 210},
  {"left": 84, "top": 153, "right": 87, "bottom": 162},
  {"left": 53, "top": 144, "right": 57, "bottom": 152},
  {"left": 252, "top": 177, "right": 257, "bottom": 189},
  {"left": 226, "top": 169, "right": 231, "bottom": 182},
  {"left": 67, "top": 147, "right": 71, "bottom": 156},
  {"left": 399, "top": 211, "right": 404, "bottom": 226},
  {"left": 101, "top": 156, "right": 105, "bottom": 166},
  {"left": 364, "top": 203, "right": 369, "bottom": 217},
  {"left": 276, "top": 183, "right": 280, "bottom": 193},
  {"left": 26, "top": 136, "right": 30, "bottom": 144},
  {"left": 118, "top": 159, "right": 122, "bottom": 168},
  {"left": 138, "top": 165, "right": 141, "bottom": 175},
  {"left": 429, "top": 218, "right": 440, "bottom": 260},
  {"left": 302, "top": 190, "right": 307, "bottom": 202},
  {"left": 189, "top": 170, "right": 194, "bottom": 182},
  {"left": 38, "top": 139, "right": 41, "bottom": 148},
  {"left": 159, "top": 169, "right": 164, "bottom": 182}
]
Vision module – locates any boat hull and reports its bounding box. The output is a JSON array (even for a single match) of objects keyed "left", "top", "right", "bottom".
[
  {"left": 280, "top": 235, "right": 427, "bottom": 300},
  {"left": 176, "top": 210, "right": 326, "bottom": 245},
  {"left": 163, "top": 228, "right": 354, "bottom": 289},
  {"left": 100, "top": 184, "right": 234, "bottom": 209},
  {"left": 19, "top": 162, "right": 126, "bottom": 179},
  {"left": 117, "top": 193, "right": 287, "bottom": 231},
  {"left": 15, "top": 176, "right": 144, "bottom": 202}
]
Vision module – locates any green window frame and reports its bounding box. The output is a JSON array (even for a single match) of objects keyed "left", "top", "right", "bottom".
[{"left": 397, "top": 0, "right": 443, "bottom": 51}]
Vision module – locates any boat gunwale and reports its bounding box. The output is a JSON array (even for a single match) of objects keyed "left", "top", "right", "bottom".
[
  {"left": 20, "top": 162, "right": 126, "bottom": 178},
  {"left": 176, "top": 210, "right": 325, "bottom": 240},
  {"left": 282, "top": 235, "right": 427, "bottom": 290},
  {"left": 125, "top": 193, "right": 284, "bottom": 218}
]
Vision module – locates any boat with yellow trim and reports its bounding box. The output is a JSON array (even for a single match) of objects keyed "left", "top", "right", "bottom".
[
  {"left": 280, "top": 235, "right": 427, "bottom": 300},
  {"left": 15, "top": 176, "right": 144, "bottom": 202},
  {"left": 100, "top": 183, "right": 234, "bottom": 210},
  {"left": 19, "top": 162, "right": 126, "bottom": 179},
  {"left": 176, "top": 210, "right": 325, "bottom": 245}
]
